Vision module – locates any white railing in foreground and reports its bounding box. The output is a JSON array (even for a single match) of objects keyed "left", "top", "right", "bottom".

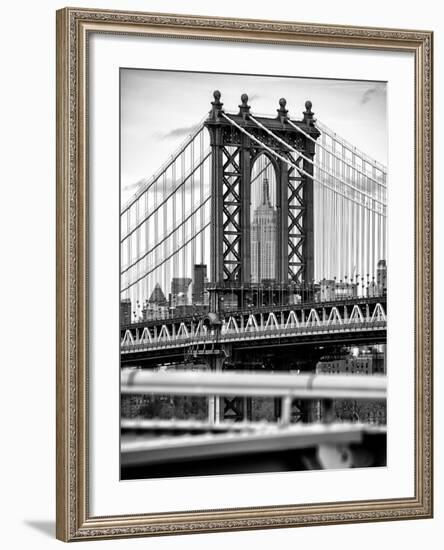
[
  {"left": 121, "top": 369, "right": 386, "bottom": 400},
  {"left": 121, "top": 370, "right": 386, "bottom": 467},
  {"left": 121, "top": 369, "right": 386, "bottom": 427}
]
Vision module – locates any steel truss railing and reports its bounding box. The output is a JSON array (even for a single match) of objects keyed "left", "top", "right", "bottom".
[
  {"left": 121, "top": 319, "right": 386, "bottom": 352},
  {"left": 121, "top": 299, "right": 386, "bottom": 349}
]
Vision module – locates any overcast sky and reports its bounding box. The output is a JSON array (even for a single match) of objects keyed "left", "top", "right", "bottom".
[{"left": 120, "top": 69, "right": 386, "bottom": 199}]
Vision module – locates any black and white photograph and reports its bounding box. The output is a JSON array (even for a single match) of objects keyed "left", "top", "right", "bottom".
[
  {"left": 1, "top": 0, "right": 438, "bottom": 546},
  {"left": 119, "top": 70, "right": 388, "bottom": 480}
]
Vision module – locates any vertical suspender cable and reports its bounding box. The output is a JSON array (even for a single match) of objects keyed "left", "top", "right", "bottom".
[
  {"left": 333, "top": 147, "right": 337, "bottom": 279},
  {"left": 144, "top": 191, "right": 150, "bottom": 310},
  {"left": 136, "top": 199, "right": 142, "bottom": 317},
  {"left": 325, "top": 139, "right": 330, "bottom": 279},
  {"left": 341, "top": 147, "right": 345, "bottom": 279},
  {"left": 382, "top": 168, "right": 386, "bottom": 262},
  {"left": 319, "top": 142, "right": 330, "bottom": 279},
  {"left": 128, "top": 208, "right": 132, "bottom": 319},
  {"left": 164, "top": 170, "right": 169, "bottom": 304},
  {"left": 181, "top": 150, "right": 186, "bottom": 283},
  {"left": 154, "top": 174, "right": 159, "bottom": 307},
  {"left": 376, "top": 165, "right": 381, "bottom": 266},
  {"left": 199, "top": 131, "right": 204, "bottom": 264},
  {"left": 345, "top": 145, "right": 351, "bottom": 279},
  {"left": 205, "top": 155, "right": 210, "bottom": 279},
  {"left": 366, "top": 166, "right": 370, "bottom": 283},
  {"left": 357, "top": 157, "right": 368, "bottom": 278},
  {"left": 336, "top": 140, "right": 340, "bottom": 278},
  {"left": 357, "top": 163, "right": 368, "bottom": 296},
  {"left": 371, "top": 165, "right": 376, "bottom": 279},
  {"left": 126, "top": 209, "right": 131, "bottom": 314},
  {"left": 325, "top": 137, "right": 329, "bottom": 279},
  {"left": 367, "top": 164, "right": 371, "bottom": 281},
  {"left": 172, "top": 161, "right": 177, "bottom": 280},
  {"left": 337, "top": 142, "right": 343, "bottom": 279},
  {"left": 191, "top": 137, "right": 196, "bottom": 278}
]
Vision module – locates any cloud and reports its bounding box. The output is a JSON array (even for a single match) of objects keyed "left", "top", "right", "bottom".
[
  {"left": 123, "top": 179, "right": 145, "bottom": 192},
  {"left": 360, "top": 87, "right": 379, "bottom": 105},
  {"left": 123, "top": 175, "right": 211, "bottom": 204},
  {"left": 162, "top": 124, "right": 200, "bottom": 139}
]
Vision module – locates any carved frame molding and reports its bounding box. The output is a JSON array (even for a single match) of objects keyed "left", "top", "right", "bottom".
[{"left": 56, "top": 7, "right": 433, "bottom": 541}]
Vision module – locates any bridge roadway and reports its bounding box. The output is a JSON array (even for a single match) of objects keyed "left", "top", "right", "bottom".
[{"left": 120, "top": 296, "right": 386, "bottom": 366}]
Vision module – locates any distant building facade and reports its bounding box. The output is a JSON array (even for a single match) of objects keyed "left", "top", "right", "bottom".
[
  {"left": 148, "top": 283, "right": 168, "bottom": 306},
  {"left": 251, "top": 178, "right": 277, "bottom": 283},
  {"left": 192, "top": 264, "right": 207, "bottom": 305},
  {"left": 316, "top": 348, "right": 386, "bottom": 375},
  {"left": 170, "top": 277, "right": 192, "bottom": 305},
  {"left": 312, "top": 346, "right": 387, "bottom": 424},
  {"left": 143, "top": 283, "right": 168, "bottom": 320},
  {"left": 377, "top": 259, "right": 387, "bottom": 295},
  {"left": 120, "top": 298, "right": 132, "bottom": 325},
  {"left": 318, "top": 279, "right": 358, "bottom": 302}
]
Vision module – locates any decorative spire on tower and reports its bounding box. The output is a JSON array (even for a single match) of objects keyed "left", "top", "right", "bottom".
[
  {"left": 238, "top": 93, "right": 251, "bottom": 120},
  {"left": 276, "top": 97, "right": 289, "bottom": 124},
  {"left": 209, "top": 90, "right": 223, "bottom": 120},
  {"left": 303, "top": 100, "right": 315, "bottom": 126},
  {"left": 262, "top": 177, "right": 271, "bottom": 206}
]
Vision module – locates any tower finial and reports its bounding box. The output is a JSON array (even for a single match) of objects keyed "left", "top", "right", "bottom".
[
  {"left": 276, "top": 97, "right": 289, "bottom": 123},
  {"left": 238, "top": 93, "right": 251, "bottom": 119},
  {"left": 303, "top": 100, "right": 315, "bottom": 125},
  {"left": 209, "top": 90, "right": 223, "bottom": 120}
]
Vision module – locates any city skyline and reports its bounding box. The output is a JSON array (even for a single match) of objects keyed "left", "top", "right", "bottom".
[{"left": 121, "top": 258, "right": 387, "bottom": 323}]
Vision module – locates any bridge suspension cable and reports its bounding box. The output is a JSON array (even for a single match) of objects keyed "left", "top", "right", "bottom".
[
  {"left": 121, "top": 150, "right": 211, "bottom": 244},
  {"left": 121, "top": 196, "right": 211, "bottom": 275},
  {"left": 316, "top": 119, "right": 387, "bottom": 173},
  {"left": 121, "top": 120, "right": 206, "bottom": 214},
  {"left": 121, "top": 221, "right": 211, "bottom": 294},
  {"left": 221, "top": 113, "right": 385, "bottom": 216},
  {"left": 248, "top": 114, "right": 386, "bottom": 210},
  {"left": 313, "top": 120, "right": 386, "bottom": 280},
  {"left": 222, "top": 111, "right": 386, "bottom": 283},
  {"left": 121, "top": 121, "right": 212, "bottom": 320},
  {"left": 286, "top": 118, "right": 386, "bottom": 189},
  {"left": 121, "top": 105, "right": 387, "bottom": 322}
]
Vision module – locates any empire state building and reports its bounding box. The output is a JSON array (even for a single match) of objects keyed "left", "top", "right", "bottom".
[{"left": 251, "top": 178, "right": 277, "bottom": 283}]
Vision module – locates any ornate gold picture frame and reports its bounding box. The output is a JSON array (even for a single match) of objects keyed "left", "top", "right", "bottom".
[{"left": 56, "top": 7, "right": 433, "bottom": 542}]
